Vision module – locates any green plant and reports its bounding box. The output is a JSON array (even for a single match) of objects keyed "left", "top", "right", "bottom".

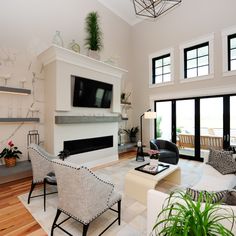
[
  {"left": 84, "top": 11, "right": 103, "bottom": 51},
  {"left": 153, "top": 190, "right": 235, "bottom": 236},
  {"left": 0, "top": 140, "right": 22, "bottom": 159},
  {"left": 124, "top": 126, "right": 139, "bottom": 137},
  {"left": 156, "top": 117, "right": 162, "bottom": 138},
  {"left": 58, "top": 149, "right": 70, "bottom": 161}
]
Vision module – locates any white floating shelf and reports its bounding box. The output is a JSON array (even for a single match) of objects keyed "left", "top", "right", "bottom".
[{"left": 0, "top": 86, "right": 31, "bottom": 95}]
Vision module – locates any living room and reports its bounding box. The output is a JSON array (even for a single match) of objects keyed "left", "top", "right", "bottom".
[{"left": 1, "top": 0, "right": 236, "bottom": 235}]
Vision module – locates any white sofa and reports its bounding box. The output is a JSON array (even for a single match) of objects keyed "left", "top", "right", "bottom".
[{"left": 147, "top": 158, "right": 236, "bottom": 235}]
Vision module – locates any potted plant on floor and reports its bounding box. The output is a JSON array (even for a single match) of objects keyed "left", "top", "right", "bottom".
[
  {"left": 84, "top": 11, "right": 103, "bottom": 60},
  {"left": 152, "top": 190, "right": 235, "bottom": 236},
  {"left": 124, "top": 126, "right": 139, "bottom": 143},
  {"left": 0, "top": 140, "right": 22, "bottom": 167}
]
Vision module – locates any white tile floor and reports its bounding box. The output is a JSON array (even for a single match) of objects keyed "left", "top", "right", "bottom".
[{"left": 18, "top": 157, "right": 203, "bottom": 236}]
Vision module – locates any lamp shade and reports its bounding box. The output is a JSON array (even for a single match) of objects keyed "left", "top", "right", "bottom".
[{"left": 144, "top": 111, "right": 156, "bottom": 119}]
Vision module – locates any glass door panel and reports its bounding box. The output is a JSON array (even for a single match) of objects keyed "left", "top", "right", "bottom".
[
  {"left": 230, "top": 96, "right": 236, "bottom": 146},
  {"left": 155, "top": 101, "right": 172, "bottom": 141},
  {"left": 176, "top": 100, "right": 195, "bottom": 157},
  {"left": 200, "top": 97, "right": 223, "bottom": 159}
]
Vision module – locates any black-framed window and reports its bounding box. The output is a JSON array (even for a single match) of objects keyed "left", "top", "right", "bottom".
[
  {"left": 152, "top": 54, "right": 171, "bottom": 84},
  {"left": 184, "top": 42, "right": 209, "bottom": 79},
  {"left": 228, "top": 34, "right": 236, "bottom": 71}
]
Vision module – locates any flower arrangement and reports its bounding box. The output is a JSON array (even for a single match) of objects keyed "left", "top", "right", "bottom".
[
  {"left": 0, "top": 140, "right": 22, "bottom": 159},
  {"left": 148, "top": 149, "right": 160, "bottom": 160}
]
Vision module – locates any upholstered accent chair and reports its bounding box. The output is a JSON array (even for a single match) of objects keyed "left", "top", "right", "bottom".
[
  {"left": 27, "top": 144, "right": 58, "bottom": 211},
  {"left": 150, "top": 139, "right": 179, "bottom": 165},
  {"left": 51, "top": 159, "right": 122, "bottom": 236}
]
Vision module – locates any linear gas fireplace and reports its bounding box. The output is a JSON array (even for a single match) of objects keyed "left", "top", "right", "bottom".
[{"left": 64, "top": 136, "right": 113, "bottom": 155}]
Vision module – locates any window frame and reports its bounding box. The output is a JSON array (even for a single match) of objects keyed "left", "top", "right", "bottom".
[
  {"left": 179, "top": 33, "right": 214, "bottom": 83},
  {"left": 149, "top": 48, "right": 174, "bottom": 88},
  {"left": 228, "top": 33, "right": 236, "bottom": 71},
  {"left": 222, "top": 25, "right": 236, "bottom": 77},
  {"left": 152, "top": 53, "right": 171, "bottom": 84},
  {"left": 184, "top": 42, "right": 209, "bottom": 79}
]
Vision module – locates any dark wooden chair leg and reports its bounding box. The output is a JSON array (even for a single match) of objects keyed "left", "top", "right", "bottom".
[
  {"left": 82, "top": 223, "right": 90, "bottom": 236},
  {"left": 118, "top": 200, "right": 121, "bottom": 225},
  {"left": 50, "top": 209, "right": 62, "bottom": 236},
  {"left": 44, "top": 178, "right": 46, "bottom": 211},
  {"left": 27, "top": 181, "right": 36, "bottom": 204}
]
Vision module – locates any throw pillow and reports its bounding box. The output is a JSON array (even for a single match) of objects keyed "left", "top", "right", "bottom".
[
  {"left": 186, "top": 188, "right": 228, "bottom": 203},
  {"left": 222, "top": 191, "right": 236, "bottom": 205},
  {"left": 207, "top": 149, "right": 236, "bottom": 175},
  {"left": 207, "top": 148, "right": 233, "bottom": 164}
]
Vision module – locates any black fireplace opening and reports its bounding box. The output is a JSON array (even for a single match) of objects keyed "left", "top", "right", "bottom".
[{"left": 64, "top": 135, "right": 113, "bottom": 155}]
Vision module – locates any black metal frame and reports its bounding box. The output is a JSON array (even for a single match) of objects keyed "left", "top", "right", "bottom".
[
  {"left": 228, "top": 33, "right": 236, "bottom": 71},
  {"left": 133, "top": 0, "right": 182, "bottom": 19},
  {"left": 50, "top": 200, "right": 121, "bottom": 236},
  {"left": 154, "top": 93, "right": 236, "bottom": 161},
  {"left": 27, "top": 179, "right": 57, "bottom": 211},
  {"left": 184, "top": 42, "right": 209, "bottom": 79},
  {"left": 152, "top": 53, "right": 171, "bottom": 84}
]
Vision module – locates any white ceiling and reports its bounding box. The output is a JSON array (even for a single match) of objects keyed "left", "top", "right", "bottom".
[{"left": 97, "top": 0, "right": 142, "bottom": 26}]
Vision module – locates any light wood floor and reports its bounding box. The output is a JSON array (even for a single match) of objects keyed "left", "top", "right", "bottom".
[
  {"left": 0, "top": 151, "right": 201, "bottom": 235},
  {"left": 0, "top": 151, "right": 136, "bottom": 236}
]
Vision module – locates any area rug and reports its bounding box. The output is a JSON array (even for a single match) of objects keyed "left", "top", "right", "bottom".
[{"left": 18, "top": 158, "right": 202, "bottom": 236}]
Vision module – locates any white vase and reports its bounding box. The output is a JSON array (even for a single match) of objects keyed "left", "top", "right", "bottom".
[
  {"left": 150, "top": 159, "right": 159, "bottom": 167},
  {"left": 88, "top": 49, "right": 100, "bottom": 60}
]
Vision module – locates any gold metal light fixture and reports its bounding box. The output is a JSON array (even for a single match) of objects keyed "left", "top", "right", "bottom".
[{"left": 133, "top": 0, "right": 182, "bottom": 19}]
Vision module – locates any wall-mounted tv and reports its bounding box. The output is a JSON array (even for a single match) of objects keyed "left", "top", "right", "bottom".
[{"left": 72, "top": 76, "right": 113, "bottom": 108}]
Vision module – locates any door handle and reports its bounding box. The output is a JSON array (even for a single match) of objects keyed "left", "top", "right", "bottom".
[{"left": 227, "top": 134, "right": 230, "bottom": 142}]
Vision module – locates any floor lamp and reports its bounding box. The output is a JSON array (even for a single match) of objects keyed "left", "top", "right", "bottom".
[{"left": 136, "top": 109, "right": 157, "bottom": 161}]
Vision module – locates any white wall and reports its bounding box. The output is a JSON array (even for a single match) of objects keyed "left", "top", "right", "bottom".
[
  {"left": 130, "top": 0, "right": 236, "bottom": 146},
  {"left": 0, "top": 0, "right": 132, "bottom": 162}
]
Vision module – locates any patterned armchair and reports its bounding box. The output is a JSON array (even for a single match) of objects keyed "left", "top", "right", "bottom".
[
  {"left": 51, "top": 159, "right": 122, "bottom": 236},
  {"left": 27, "top": 144, "right": 58, "bottom": 211}
]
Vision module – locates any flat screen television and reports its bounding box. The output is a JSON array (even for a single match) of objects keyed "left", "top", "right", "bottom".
[{"left": 72, "top": 76, "right": 113, "bottom": 108}]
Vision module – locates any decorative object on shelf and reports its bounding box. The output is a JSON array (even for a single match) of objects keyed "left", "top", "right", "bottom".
[
  {"left": 121, "top": 92, "right": 131, "bottom": 104},
  {"left": 68, "top": 40, "right": 80, "bottom": 53},
  {"left": 27, "top": 130, "right": 40, "bottom": 161},
  {"left": 137, "top": 109, "right": 157, "bottom": 159},
  {"left": 148, "top": 149, "right": 160, "bottom": 167},
  {"left": 124, "top": 126, "right": 139, "bottom": 143},
  {"left": 0, "top": 140, "right": 22, "bottom": 167},
  {"left": 118, "top": 128, "right": 126, "bottom": 146},
  {"left": 84, "top": 11, "right": 103, "bottom": 60},
  {"left": 52, "top": 30, "right": 64, "bottom": 47},
  {"left": 133, "top": 0, "right": 182, "bottom": 19},
  {"left": 152, "top": 190, "right": 235, "bottom": 235}
]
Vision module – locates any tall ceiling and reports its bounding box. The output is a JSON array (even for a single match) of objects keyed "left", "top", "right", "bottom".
[{"left": 97, "top": 0, "right": 142, "bottom": 26}]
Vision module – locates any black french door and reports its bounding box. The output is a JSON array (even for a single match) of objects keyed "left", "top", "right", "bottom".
[{"left": 154, "top": 94, "right": 235, "bottom": 162}]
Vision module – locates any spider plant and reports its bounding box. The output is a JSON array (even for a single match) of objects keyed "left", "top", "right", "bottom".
[{"left": 152, "top": 190, "right": 235, "bottom": 236}]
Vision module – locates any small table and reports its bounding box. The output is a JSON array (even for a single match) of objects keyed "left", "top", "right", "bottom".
[{"left": 124, "top": 162, "right": 181, "bottom": 204}]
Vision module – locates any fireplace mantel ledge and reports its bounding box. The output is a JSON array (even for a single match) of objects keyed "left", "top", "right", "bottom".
[
  {"left": 55, "top": 115, "right": 122, "bottom": 124},
  {"left": 38, "top": 45, "right": 128, "bottom": 78}
]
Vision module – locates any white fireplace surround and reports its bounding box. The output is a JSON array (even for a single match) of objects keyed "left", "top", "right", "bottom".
[{"left": 38, "top": 45, "right": 127, "bottom": 167}]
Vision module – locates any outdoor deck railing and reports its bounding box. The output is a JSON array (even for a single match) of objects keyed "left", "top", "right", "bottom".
[{"left": 178, "top": 134, "right": 223, "bottom": 150}]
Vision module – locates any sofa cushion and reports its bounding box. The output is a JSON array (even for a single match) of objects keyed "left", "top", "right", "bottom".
[
  {"left": 207, "top": 149, "right": 236, "bottom": 175},
  {"left": 186, "top": 187, "right": 227, "bottom": 203},
  {"left": 193, "top": 163, "right": 236, "bottom": 191}
]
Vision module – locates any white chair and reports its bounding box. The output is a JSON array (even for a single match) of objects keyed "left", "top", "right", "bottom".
[
  {"left": 51, "top": 159, "right": 122, "bottom": 236},
  {"left": 27, "top": 144, "right": 58, "bottom": 211}
]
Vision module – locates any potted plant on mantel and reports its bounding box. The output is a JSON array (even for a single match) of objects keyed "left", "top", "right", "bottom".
[
  {"left": 84, "top": 11, "right": 103, "bottom": 60},
  {"left": 0, "top": 140, "right": 22, "bottom": 167}
]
